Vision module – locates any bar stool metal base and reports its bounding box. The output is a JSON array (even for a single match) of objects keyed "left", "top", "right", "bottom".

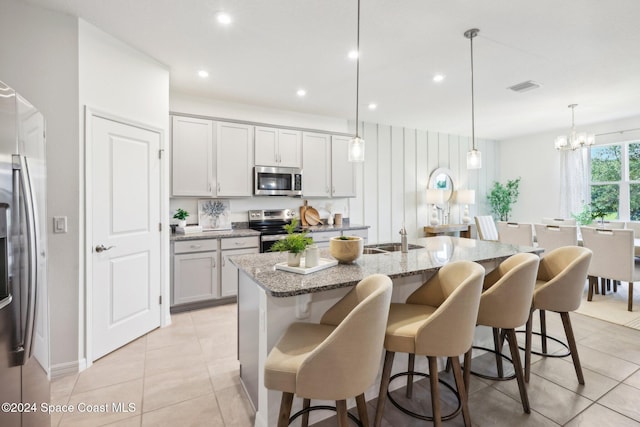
[
  {"left": 515, "top": 330, "right": 571, "bottom": 358},
  {"left": 289, "top": 405, "right": 363, "bottom": 426},
  {"left": 386, "top": 371, "right": 462, "bottom": 421},
  {"left": 468, "top": 345, "right": 516, "bottom": 381}
]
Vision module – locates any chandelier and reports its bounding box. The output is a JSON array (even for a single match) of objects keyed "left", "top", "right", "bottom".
[{"left": 554, "top": 104, "right": 595, "bottom": 151}]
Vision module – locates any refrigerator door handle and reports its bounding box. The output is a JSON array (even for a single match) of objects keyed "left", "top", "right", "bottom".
[
  {"left": 13, "top": 155, "right": 38, "bottom": 365},
  {"left": 0, "top": 203, "right": 10, "bottom": 311}
]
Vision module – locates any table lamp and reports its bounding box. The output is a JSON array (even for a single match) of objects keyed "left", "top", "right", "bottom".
[
  {"left": 457, "top": 189, "right": 476, "bottom": 223},
  {"left": 426, "top": 189, "right": 445, "bottom": 226}
]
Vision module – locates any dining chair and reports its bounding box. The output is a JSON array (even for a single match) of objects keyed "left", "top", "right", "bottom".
[
  {"left": 264, "top": 274, "right": 393, "bottom": 427},
  {"left": 497, "top": 222, "right": 534, "bottom": 246},
  {"left": 541, "top": 217, "right": 577, "bottom": 226},
  {"left": 475, "top": 216, "right": 498, "bottom": 241},
  {"left": 587, "top": 220, "right": 625, "bottom": 229},
  {"left": 580, "top": 227, "right": 640, "bottom": 311},
  {"left": 534, "top": 224, "right": 578, "bottom": 257},
  {"left": 624, "top": 222, "right": 640, "bottom": 257}
]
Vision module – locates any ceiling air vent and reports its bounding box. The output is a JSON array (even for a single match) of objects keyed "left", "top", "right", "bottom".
[{"left": 507, "top": 80, "right": 542, "bottom": 93}]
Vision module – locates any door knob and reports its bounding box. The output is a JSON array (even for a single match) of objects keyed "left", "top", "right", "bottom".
[{"left": 95, "top": 244, "right": 115, "bottom": 253}]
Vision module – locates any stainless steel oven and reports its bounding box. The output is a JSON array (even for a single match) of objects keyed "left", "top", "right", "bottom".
[
  {"left": 249, "top": 209, "right": 299, "bottom": 252},
  {"left": 254, "top": 166, "right": 302, "bottom": 197}
]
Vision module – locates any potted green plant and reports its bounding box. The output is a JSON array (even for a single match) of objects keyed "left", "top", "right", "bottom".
[
  {"left": 487, "top": 177, "right": 521, "bottom": 221},
  {"left": 173, "top": 208, "right": 189, "bottom": 228},
  {"left": 572, "top": 202, "right": 612, "bottom": 226},
  {"left": 269, "top": 218, "right": 313, "bottom": 267}
]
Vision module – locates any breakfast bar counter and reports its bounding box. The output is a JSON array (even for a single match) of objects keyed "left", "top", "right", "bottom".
[{"left": 231, "top": 237, "right": 540, "bottom": 427}]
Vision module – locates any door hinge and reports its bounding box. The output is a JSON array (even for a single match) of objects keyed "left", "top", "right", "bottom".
[
  {"left": 158, "top": 149, "right": 164, "bottom": 159},
  {"left": 159, "top": 295, "right": 162, "bottom": 305},
  {"left": 159, "top": 222, "right": 162, "bottom": 232}
]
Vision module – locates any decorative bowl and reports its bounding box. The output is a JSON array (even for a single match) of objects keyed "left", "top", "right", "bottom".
[{"left": 329, "top": 236, "right": 364, "bottom": 264}]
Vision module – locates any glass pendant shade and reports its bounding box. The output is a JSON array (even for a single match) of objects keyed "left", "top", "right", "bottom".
[
  {"left": 348, "top": 136, "right": 365, "bottom": 162},
  {"left": 467, "top": 148, "right": 482, "bottom": 169}
]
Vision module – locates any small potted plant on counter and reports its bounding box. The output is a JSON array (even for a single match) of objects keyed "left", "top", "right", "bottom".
[
  {"left": 270, "top": 218, "right": 313, "bottom": 267},
  {"left": 329, "top": 235, "right": 364, "bottom": 264},
  {"left": 173, "top": 208, "right": 189, "bottom": 228}
]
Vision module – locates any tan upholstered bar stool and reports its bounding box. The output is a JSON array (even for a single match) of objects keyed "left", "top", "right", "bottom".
[
  {"left": 466, "top": 253, "right": 540, "bottom": 413},
  {"left": 264, "top": 274, "right": 392, "bottom": 427},
  {"left": 523, "top": 246, "right": 592, "bottom": 384},
  {"left": 374, "top": 261, "right": 485, "bottom": 427}
]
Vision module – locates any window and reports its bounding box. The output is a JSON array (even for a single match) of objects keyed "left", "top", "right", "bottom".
[{"left": 589, "top": 142, "right": 640, "bottom": 220}]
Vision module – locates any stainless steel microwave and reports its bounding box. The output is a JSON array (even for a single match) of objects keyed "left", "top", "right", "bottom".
[{"left": 254, "top": 166, "right": 303, "bottom": 196}]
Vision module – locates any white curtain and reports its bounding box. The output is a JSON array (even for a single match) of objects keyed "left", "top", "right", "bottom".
[{"left": 559, "top": 149, "right": 589, "bottom": 218}]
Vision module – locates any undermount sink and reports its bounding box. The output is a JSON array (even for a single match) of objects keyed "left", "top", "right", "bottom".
[{"left": 363, "top": 243, "right": 425, "bottom": 254}]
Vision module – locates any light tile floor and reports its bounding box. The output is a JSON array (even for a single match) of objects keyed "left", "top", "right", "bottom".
[{"left": 51, "top": 303, "right": 640, "bottom": 427}]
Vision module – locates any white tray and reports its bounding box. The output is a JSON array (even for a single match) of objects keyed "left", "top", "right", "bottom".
[{"left": 275, "top": 258, "right": 338, "bottom": 275}]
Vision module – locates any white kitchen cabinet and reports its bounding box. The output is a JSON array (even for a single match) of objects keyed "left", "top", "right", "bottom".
[
  {"left": 173, "top": 239, "right": 219, "bottom": 305},
  {"left": 309, "top": 230, "right": 342, "bottom": 248},
  {"left": 171, "top": 116, "right": 214, "bottom": 196},
  {"left": 255, "top": 126, "right": 301, "bottom": 168},
  {"left": 331, "top": 135, "right": 356, "bottom": 197},
  {"left": 217, "top": 122, "right": 254, "bottom": 196},
  {"left": 221, "top": 241, "right": 259, "bottom": 297},
  {"left": 343, "top": 228, "right": 368, "bottom": 244},
  {"left": 302, "top": 132, "right": 331, "bottom": 197}
]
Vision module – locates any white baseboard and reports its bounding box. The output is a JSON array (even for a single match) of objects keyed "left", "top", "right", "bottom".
[{"left": 50, "top": 359, "right": 81, "bottom": 379}]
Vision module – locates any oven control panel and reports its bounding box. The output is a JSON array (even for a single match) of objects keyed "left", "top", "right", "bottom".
[{"left": 248, "top": 209, "right": 295, "bottom": 223}]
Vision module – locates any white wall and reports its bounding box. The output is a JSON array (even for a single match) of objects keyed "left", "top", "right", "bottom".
[
  {"left": 500, "top": 114, "right": 640, "bottom": 223},
  {"left": 350, "top": 123, "right": 499, "bottom": 242},
  {"left": 78, "top": 20, "right": 171, "bottom": 362},
  {"left": 0, "top": 0, "right": 80, "bottom": 371}
]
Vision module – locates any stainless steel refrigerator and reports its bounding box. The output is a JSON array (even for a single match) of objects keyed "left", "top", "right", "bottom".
[{"left": 0, "top": 80, "right": 50, "bottom": 427}]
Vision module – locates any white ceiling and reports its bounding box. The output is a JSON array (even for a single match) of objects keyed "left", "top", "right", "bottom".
[{"left": 23, "top": 0, "right": 640, "bottom": 140}]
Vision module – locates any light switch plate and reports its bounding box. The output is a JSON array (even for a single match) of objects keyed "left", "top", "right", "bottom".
[{"left": 53, "top": 216, "right": 67, "bottom": 233}]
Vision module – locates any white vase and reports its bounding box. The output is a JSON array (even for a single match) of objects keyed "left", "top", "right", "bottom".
[
  {"left": 178, "top": 219, "right": 187, "bottom": 228},
  {"left": 287, "top": 252, "right": 302, "bottom": 267}
]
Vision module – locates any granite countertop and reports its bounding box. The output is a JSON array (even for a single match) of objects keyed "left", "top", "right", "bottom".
[
  {"left": 171, "top": 228, "right": 260, "bottom": 241},
  {"left": 229, "top": 236, "right": 541, "bottom": 297}
]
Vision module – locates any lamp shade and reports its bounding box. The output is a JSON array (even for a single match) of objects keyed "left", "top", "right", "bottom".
[
  {"left": 457, "top": 189, "right": 476, "bottom": 205},
  {"left": 426, "top": 189, "right": 445, "bottom": 205}
]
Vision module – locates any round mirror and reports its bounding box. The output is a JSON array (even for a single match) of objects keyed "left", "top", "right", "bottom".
[{"left": 428, "top": 167, "right": 455, "bottom": 203}]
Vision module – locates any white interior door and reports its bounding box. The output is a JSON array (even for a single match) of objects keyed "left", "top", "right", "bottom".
[{"left": 91, "top": 115, "right": 161, "bottom": 360}]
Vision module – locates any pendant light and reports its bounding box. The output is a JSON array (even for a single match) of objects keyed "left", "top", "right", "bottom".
[
  {"left": 465, "top": 28, "right": 481, "bottom": 169},
  {"left": 348, "top": 0, "right": 365, "bottom": 162}
]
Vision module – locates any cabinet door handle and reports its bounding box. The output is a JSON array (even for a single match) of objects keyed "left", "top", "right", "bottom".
[
  {"left": 190, "top": 244, "right": 202, "bottom": 249},
  {"left": 217, "top": 182, "right": 221, "bottom": 192},
  {"left": 212, "top": 258, "right": 216, "bottom": 268},
  {"left": 332, "top": 186, "right": 335, "bottom": 194},
  {"left": 222, "top": 257, "right": 226, "bottom": 267}
]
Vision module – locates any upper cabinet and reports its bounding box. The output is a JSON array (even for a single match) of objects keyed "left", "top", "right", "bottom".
[
  {"left": 255, "top": 126, "right": 301, "bottom": 168},
  {"left": 302, "top": 132, "right": 331, "bottom": 197},
  {"left": 331, "top": 135, "right": 356, "bottom": 197},
  {"left": 216, "top": 122, "right": 254, "bottom": 197},
  {"left": 171, "top": 116, "right": 253, "bottom": 197},
  {"left": 302, "top": 133, "right": 356, "bottom": 198},
  {"left": 171, "top": 116, "right": 215, "bottom": 197}
]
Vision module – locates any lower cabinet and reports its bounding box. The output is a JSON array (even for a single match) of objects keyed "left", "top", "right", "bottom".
[
  {"left": 310, "top": 228, "right": 369, "bottom": 248},
  {"left": 173, "top": 239, "right": 220, "bottom": 306},
  {"left": 172, "top": 236, "right": 259, "bottom": 310}
]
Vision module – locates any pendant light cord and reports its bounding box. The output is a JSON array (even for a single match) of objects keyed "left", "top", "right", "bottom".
[
  {"left": 470, "top": 32, "right": 476, "bottom": 151},
  {"left": 355, "top": 0, "right": 361, "bottom": 138}
]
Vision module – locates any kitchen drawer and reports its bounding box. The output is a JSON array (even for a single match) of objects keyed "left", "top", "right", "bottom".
[
  {"left": 310, "top": 231, "right": 342, "bottom": 242},
  {"left": 344, "top": 229, "right": 368, "bottom": 239},
  {"left": 221, "top": 236, "right": 259, "bottom": 250},
  {"left": 174, "top": 239, "right": 219, "bottom": 254}
]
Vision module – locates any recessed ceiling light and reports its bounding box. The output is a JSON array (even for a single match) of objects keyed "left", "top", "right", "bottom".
[
  {"left": 433, "top": 73, "right": 445, "bottom": 83},
  {"left": 198, "top": 70, "right": 209, "bottom": 78},
  {"left": 296, "top": 89, "right": 306, "bottom": 97},
  {"left": 368, "top": 103, "right": 377, "bottom": 110},
  {"left": 216, "top": 12, "right": 232, "bottom": 25},
  {"left": 348, "top": 50, "right": 359, "bottom": 60}
]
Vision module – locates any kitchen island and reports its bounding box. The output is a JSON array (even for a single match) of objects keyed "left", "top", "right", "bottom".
[{"left": 230, "top": 236, "right": 540, "bottom": 427}]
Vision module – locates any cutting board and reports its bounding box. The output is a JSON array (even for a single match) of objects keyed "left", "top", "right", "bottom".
[
  {"left": 300, "top": 200, "right": 308, "bottom": 226},
  {"left": 305, "top": 207, "right": 323, "bottom": 225}
]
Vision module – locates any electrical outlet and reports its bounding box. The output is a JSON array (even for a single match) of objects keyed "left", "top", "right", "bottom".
[{"left": 53, "top": 216, "right": 67, "bottom": 233}]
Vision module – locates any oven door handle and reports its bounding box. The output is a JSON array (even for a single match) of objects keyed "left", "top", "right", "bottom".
[{"left": 261, "top": 234, "right": 288, "bottom": 242}]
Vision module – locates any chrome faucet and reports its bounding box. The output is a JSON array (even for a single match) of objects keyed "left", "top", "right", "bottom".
[{"left": 399, "top": 225, "right": 408, "bottom": 253}]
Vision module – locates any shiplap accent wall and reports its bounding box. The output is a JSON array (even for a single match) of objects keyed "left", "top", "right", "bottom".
[{"left": 349, "top": 122, "right": 499, "bottom": 244}]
